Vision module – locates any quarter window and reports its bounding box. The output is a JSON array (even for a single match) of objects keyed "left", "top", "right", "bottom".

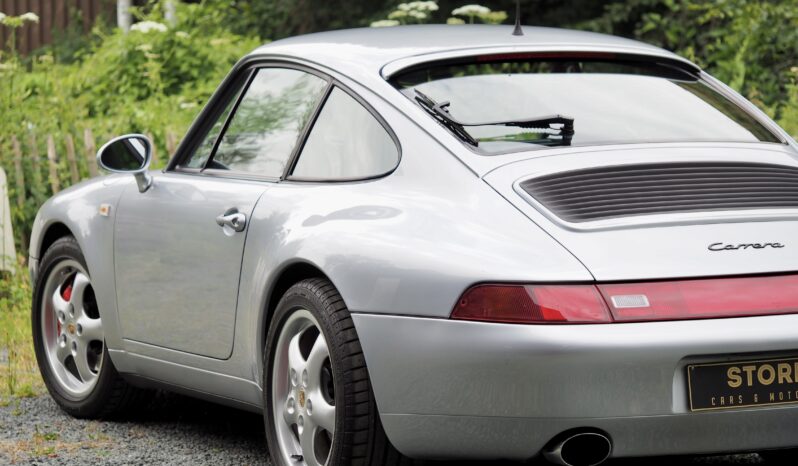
[
  {"left": 292, "top": 87, "right": 398, "bottom": 179},
  {"left": 210, "top": 68, "right": 328, "bottom": 176}
]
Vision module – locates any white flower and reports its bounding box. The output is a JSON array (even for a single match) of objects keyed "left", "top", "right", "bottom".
[
  {"left": 370, "top": 19, "right": 400, "bottom": 28},
  {"left": 452, "top": 4, "right": 491, "bottom": 16},
  {"left": 408, "top": 1, "right": 438, "bottom": 11},
  {"left": 130, "top": 20, "right": 168, "bottom": 33},
  {"left": 0, "top": 13, "right": 6, "bottom": 23},
  {"left": 388, "top": 10, "right": 408, "bottom": 19},
  {"left": 409, "top": 10, "right": 427, "bottom": 19},
  {"left": 19, "top": 12, "right": 39, "bottom": 23},
  {"left": 175, "top": 31, "right": 190, "bottom": 39},
  {"left": 399, "top": 1, "right": 438, "bottom": 12},
  {"left": 447, "top": 17, "right": 466, "bottom": 25},
  {"left": 419, "top": 1, "right": 439, "bottom": 11}
]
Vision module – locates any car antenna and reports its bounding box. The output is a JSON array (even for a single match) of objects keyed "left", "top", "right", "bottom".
[{"left": 512, "top": 0, "right": 524, "bottom": 36}]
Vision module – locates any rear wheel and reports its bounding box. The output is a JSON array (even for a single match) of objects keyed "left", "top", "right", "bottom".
[
  {"left": 264, "top": 278, "right": 413, "bottom": 466},
  {"left": 32, "top": 236, "right": 143, "bottom": 418}
]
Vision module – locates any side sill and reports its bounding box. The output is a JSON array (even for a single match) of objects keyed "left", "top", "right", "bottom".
[{"left": 121, "top": 373, "right": 263, "bottom": 415}]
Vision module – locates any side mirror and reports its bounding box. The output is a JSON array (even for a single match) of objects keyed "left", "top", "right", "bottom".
[{"left": 97, "top": 134, "right": 153, "bottom": 193}]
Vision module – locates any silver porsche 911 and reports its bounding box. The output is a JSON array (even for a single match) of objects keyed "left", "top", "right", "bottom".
[{"left": 29, "top": 24, "right": 798, "bottom": 466}]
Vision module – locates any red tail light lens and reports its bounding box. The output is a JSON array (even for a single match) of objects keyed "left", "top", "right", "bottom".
[
  {"left": 451, "top": 284, "right": 611, "bottom": 324},
  {"left": 452, "top": 275, "right": 798, "bottom": 324},
  {"left": 599, "top": 275, "right": 798, "bottom": 322}
]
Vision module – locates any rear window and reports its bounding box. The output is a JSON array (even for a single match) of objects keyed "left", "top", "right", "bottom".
[{"left": 391, "top": 55, "right": 781, "bottom": 154}]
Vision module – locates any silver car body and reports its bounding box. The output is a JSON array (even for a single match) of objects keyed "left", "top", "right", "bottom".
[{"left": 28, "top": 25, "right": 798, "bottom": 460}]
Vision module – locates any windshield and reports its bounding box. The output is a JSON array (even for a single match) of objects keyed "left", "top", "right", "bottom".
[{"left": 391, "top": 56, "right": 781, "bottom": 154}]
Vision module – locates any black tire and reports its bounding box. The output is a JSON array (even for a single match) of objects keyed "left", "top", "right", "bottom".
[
  {"left": 32, "top": 235, "right": 144, "bottom": 419},
  {"left": 264, "top": 278, "right": 414, "bottom": 466}
]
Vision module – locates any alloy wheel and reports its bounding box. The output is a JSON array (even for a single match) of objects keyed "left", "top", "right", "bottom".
[
  {"left": 272, "top": 309, "right": 336, "bottom": 466},
  {"left": 40, "top": 260, "right": 104, "bottom": 398}
]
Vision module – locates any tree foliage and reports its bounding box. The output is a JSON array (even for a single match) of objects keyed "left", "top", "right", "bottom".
[{"left": 579, "top": 0, "right": 798, "bottom": 120}]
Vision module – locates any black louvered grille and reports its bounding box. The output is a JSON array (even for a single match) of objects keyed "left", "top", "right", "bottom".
[{"left": 519, "top": 162, "right": 798, "bottom": 223}]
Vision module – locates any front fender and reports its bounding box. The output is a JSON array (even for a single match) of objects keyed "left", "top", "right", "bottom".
[{"left": 29, "top": 174, "right": 134, "bottom": 352}]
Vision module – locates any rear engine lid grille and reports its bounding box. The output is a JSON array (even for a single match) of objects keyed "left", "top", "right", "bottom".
[{"left": 519, "top": 162, "right": 798, "bottom": 223}]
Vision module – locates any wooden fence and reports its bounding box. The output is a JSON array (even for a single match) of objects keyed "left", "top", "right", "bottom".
[
  {"left": 0, "top": 0, "right": 115, "bottom": 55},
  {"left": 0, "top": 128, "right": 179, "bottom": 255},
  {"left": 6, "top": 128, "right": 177, "bottom": 196}
]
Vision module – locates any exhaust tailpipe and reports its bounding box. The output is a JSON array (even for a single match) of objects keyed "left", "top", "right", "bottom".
[{"left": 542, "top": 431, "right": 612, "bottom": 466}]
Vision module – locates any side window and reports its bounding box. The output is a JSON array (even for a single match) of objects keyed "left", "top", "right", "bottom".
[
  {"left": 210, "top": 68, "right": 328, "bottom": 177},
  {"left": 291, "top": 88, "right": 398, "bottom": 180},
  {"left": 184, "top": 81, "right": 246, "bottom": 169}
]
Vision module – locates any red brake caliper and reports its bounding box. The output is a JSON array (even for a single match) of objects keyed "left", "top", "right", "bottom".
[{"left": 58, "top": 284, "right": 72, "bottom": 336}]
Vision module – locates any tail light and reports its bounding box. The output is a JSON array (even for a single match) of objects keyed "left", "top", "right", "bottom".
[
  {"left": 599, "top": 275, "right": 798, "bottom": 322},
  {"left": 451, "top": 284, "right": 611, "bottom": 324},
  {"left": 452, "top": 275, "right": 798, "bottom": 324}
]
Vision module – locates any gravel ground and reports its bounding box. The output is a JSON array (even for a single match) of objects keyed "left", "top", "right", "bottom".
[{"left": 0, "top": 394, "right": 777, "bottom": 465}]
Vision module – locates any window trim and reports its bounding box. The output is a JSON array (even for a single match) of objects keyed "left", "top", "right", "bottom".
[{"left": 168, "top": 58, "right": 401, "bottom": 184}]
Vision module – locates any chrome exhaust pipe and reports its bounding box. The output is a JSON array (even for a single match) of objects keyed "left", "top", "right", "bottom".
[{"left": 542, "top": 431, "right": 612, "bottom": 466}]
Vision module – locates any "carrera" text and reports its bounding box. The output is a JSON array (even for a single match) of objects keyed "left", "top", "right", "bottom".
[{"left": 708, "top": 242, "right": 784, "bottom": 252}]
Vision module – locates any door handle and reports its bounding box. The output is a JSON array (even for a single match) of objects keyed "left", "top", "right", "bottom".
[{"left": 216, "top": 208, "right": 247, "bottom": 233}]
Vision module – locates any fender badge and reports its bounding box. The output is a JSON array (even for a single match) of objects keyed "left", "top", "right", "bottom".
[
  {"left": 99, "top": 204, "right": 111, "bottom": 217},
  {"left": 708, "top": 242, "right": 785, "bottom": 252}
]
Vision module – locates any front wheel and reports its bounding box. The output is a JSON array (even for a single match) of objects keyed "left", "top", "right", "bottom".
[
  {"left": 264, "top": 278, "right": 413, "bottom": 466},
  {"left": 32, "top": 236, "right": 143, "bottom": 418}
]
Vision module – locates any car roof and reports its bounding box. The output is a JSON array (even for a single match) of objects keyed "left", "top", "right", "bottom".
[{"left": 250, "top": 25, "right": 697, "bottom": 79}]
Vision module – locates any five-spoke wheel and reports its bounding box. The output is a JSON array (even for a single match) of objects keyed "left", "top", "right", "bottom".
[
  {"left": 33, "top": 236, "right": 143, "bottom": 418},
  {"left": 272, "top": 310, "right": 336, "bottom": 466},
  {"left": 40, "top": 260, "right": 104, "bottom": 397},
  {"left": 264, "top": 278, "right": 411, "bottom": 466}
]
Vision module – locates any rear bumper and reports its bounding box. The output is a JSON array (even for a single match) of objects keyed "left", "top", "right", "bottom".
[{"left": 352, "top": 313, "right": 798, "bottom": 460}]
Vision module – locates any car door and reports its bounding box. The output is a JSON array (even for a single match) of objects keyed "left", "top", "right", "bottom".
[{"left": 114, "top": 65, "right": 330, "bottom": 359}]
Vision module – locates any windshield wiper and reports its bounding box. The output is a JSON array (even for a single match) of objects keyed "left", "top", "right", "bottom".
[{"left": 414, "top": 90, "right": 574, "bottom": 147}]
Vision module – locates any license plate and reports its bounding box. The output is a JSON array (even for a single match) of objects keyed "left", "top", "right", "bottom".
[{"left": 687, "top": 357, "right": 798, "bottom": 411}]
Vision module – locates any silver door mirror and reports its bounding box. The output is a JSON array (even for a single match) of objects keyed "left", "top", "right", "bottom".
[{"left": 97, "top": 134, "right": 153, "bottom": 193}]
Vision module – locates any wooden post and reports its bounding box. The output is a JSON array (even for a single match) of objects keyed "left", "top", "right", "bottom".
[
  {"left": 65, "top": 134, "right": 80, "bottom": 184},
  {"left": 83, "top": 128, "right": 98, "bottom": 177},
  {"left": 118, "top": 0, "right": 132, "bottom": 32},
  {"left": 29, "top": 133, "right": 43, "bottom": 188},
  {"left": 47, "top": 135, "right": 61, "bottom": 194},
  {"left": 11, "top": 136, "right": 25, "bottom": 208},
  {"left": 146, "top": 132, "right": 158, "bottom": 168}
]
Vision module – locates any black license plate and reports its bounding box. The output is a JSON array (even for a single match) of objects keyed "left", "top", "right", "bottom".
[{"left": 687, "top": 357, "right": 798, "bottom": 411}]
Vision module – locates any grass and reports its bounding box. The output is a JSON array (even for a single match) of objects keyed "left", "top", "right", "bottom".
[
  {"left": 0, "top": 421, "right": 112, "bottom": 462},
  {"left": 0, "top": 257, "right": 44, "bottom": 402}
]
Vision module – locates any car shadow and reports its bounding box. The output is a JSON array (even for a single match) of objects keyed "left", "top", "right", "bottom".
[{"left": 120, "top": 392, "right": 766, "bottom": 466}]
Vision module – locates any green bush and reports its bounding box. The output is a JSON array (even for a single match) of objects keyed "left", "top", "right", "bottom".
[
  {"left": 579, "top": 0, "right": 798, "bottom": 131},
  {"left": 0, "top": 2, "right": 261, "bottom": 252}
]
